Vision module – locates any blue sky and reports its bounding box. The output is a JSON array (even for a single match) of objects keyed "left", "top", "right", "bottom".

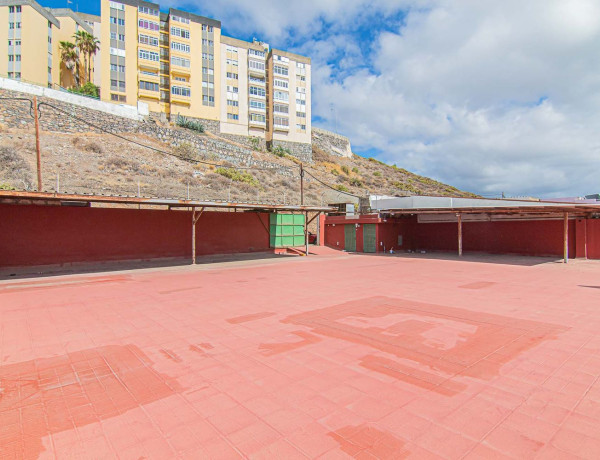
[{"left": 47, "top": 0, "right": 600, "bottom": 197}]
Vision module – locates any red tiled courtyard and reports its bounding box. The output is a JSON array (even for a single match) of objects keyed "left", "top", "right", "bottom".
[{"left": 2, "top": 251, "right": 600, "bottom": 459}]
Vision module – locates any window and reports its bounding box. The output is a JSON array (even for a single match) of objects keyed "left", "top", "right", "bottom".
[
  {"left": 274, "top": 65, "right": 288, "bottom": 76},
  {"left": 140, "top": 70, "right": 157, "bottom": 76},
  {"left": 171, "top": 41, "right": 190, "bottom": 53},
  {"left": 274, "top": 54, "right": 290, "bottom": 63},
  {"left": 226, "top": 58, "right": 238, "bottom": 66},
  {"left": 250, "top": 100, "right": 266, "bottom": 110},
  {"left": 226, "top": 72, "right": 238, "bottom": 79},
  {"left": 110, "top": 79, "right": 126, "bottom": 91},
  {"left": 110, "top": 63, "right": 126, "bottom": 72},
  {"left": 139, "top": 34, "right": 158, "bottom": 46},
  {"left": 249, "top": 76, "right": 265, "bottom": 84},
  {"left": 296, "top": 111, "right": 306, "bottom": 118},
  {"left": 109, "top": 1, "right": 124, "bottom": 10},
  {"left": 170, "top": 27, "right": 189, "bottom": 39},
  {"left": 110, "top": 93, "right": 126, "bottom": 102},
  {"left": 249, "top": 60, "right": 265, "bottom": 71},
  {"left": 274, "top": 91, "right": 289, "bottom": 102},
  {"left": 9, "top": 55, "right": 14, "bottom": 62},
  {"left": 110, "top": 47, "right": 126, "bottom": 57},
  {"left": 274, "top": 79, "right": 288, "bottom": 89},
  {"left": 249, "top": 86, "right": 266, "bottom": 97},
  {"left": 117, "top": 18, "right": 125, "bottom": 26},
  {"left": 297, "top": 62, "right": 306, "bottom": 69},
  {"left": 138, "top": 6, "right": 158, "bottom": 16},
  {"left": 298, "top": 76, "right": 306, "bottom": 82},
  {"left": 173, "top": 76, "right": 186, "bottom": 82},
  {"left": 110, "top": 32, "right": 116, "bottom": 40},
  {"left": 227, "top": 99, "right": 239, "bottom": 107},
  {"left": 138, "top": 49, "right": 159, "bottom": 62},
  {"left": 140, "top": 81, "right": 159, "bottom": 91},
  {"left": 274, "top": 116, "right": 289, "bottom": 127},
  {"left": 8, "top": 6, "right": 14, "bottom": 12},
  {"left": 171, "top": 15, "right": 190, "bottom": 24},
  {"left": 139, "top": 19, "right": 159, "bottom": 31},
  {"left": 202, "top": 81, "right": 214, "bottom": 89},
  {"left": 250, "top": 113, "right": 266, "bottom": 123},
  {"left": 203, "top": 67, "right": 214, "bottom": 75},
  {"left": 274, "top": 104, "right": 289, "bottom": 114},
  {"left": 203, "top": 95, "right": 215, "bottom": 105},
  {"left": 110, "top": 16, "right": 117, "bottom": 24},
  {"left": 48, "top": 36, "right": 52, "bottom": 44},
  {"left": 171, "top": 85, "right": 190, "bottom": 97},
  {"left": 208, "top": 25, "right": 214, "bottom": 32},
  {"left": 296, "top": 87, "right": 306, "bottom": 94},
  {"left": 296, "top": 98, "right": 306, "bottom": 105},
  {"left": 297, "top": 124, "right": 306, "bottom": 131},
  {"left": 227, "top": 113, "right": 239, "bottom": 120},
  {"left": 202, "top": 53, "right": 214, "bottom": 61},
  {"left": 249, "top": 49, "right": 265, "bottom": 58},
  {"left": 226, "top": 46, "right": 238, "bottom": 54},
  {"left": 226, "top": 85, "right": 238, "bottom": 93},
  {"left": 171, "top": 56, "right": 190, "bottom": 68}
]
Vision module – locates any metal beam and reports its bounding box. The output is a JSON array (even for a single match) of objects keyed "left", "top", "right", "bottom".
[
  {"left": 305, "top": 211, "right": 309, "bottom": 256},
  {"left": 457, "top": 213, "right": 463, "bottom": 257},
  {"left": 192, "top": 207, "right": 204, "bottom": 265},
  {"left": 564, "top": 212, "right": 569, "bottom": 264}
]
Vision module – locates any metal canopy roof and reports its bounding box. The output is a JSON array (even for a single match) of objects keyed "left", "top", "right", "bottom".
[
  {"left": 383, "top": 205, "right": 600, "bottom": 217},
  {"left": 0, "top": 191, "right": 335, "bottom": 213}
]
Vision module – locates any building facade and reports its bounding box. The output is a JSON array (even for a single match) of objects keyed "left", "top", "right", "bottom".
[
  {"left": 1, "top": 0, "right": 312, "bottom": 151},
  {"left": 0, "top": 0, "right": 59, "bottom": 87}
]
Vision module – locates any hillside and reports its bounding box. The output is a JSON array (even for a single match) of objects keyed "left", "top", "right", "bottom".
[{"left": 0, "top": 124, "right": 474, "bottom": 206}]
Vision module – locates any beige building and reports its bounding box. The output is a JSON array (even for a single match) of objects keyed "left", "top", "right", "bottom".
[
  {"left": 48, "top": 8, "right": 94, "bottom": 88},
  {"left": 2, "top": 0, "right": 312, "bottom": 152},
  {"left": 1, "top": 0, "right": 59, "bottom": 87}
]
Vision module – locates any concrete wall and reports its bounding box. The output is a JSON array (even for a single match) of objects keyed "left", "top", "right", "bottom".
[
  {"left": 0, "top": 204, "right": 271, "bottom": 268},
  {"left": 0, "top": 76, "right": 146, "bottom": 120}
]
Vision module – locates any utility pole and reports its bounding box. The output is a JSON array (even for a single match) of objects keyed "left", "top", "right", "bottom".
[
  {"left": 33, "top": 96, "right": 42, "bottom": 191},
  {"left": 300, "top": 163, "right": 304, "bottom": 205}
]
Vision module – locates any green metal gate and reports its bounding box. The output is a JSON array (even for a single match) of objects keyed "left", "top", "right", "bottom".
[
  {"left": 270, "top": 213, "right": 305, "bottom": 248},
  {"left": 363, "top": 224, "right": 377, "bottom": 253},
  {"left": 344, "top": 224, "right": 356, "bottom": 252}
]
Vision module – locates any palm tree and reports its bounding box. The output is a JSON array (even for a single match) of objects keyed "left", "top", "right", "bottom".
[
  {"left": 74, "top": 31, "right": 100, "bottom": 85},
  {"left": 73, "top": 30, "right": 87, "bottom": 85},
  {"left": 59, "top": 41, "right": 78, "bottom": 87}
]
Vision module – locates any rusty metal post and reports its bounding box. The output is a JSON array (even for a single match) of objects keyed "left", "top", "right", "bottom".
[
  {"left": 192, "top": 208, "right": 197, "bottom": 265},
  {"left": 564, "top": 212, "right": 569, "bottom": 264},
  {"left": 300, "top": 163, "right": 304, "bottom": 206},
  {"left": 33, "top": 96, "right": 42, "bottom": 191},
  {"left": 457, "top": 213, "right": 463, "bottom": 257},
  {"left": 305, "top": 211, "right": 309, "bottom": 256}
]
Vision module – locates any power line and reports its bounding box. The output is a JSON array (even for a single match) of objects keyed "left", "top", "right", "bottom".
[{"left": 303, "top": 168, "right": 361, "bottom": 198}]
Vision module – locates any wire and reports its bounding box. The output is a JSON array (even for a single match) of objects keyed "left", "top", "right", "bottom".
[
  {"left": 304, "top": 168, "right": 361, "bottom": 198},
  {"left": 0, "top": 97, "right": 35, "bottom": 118},
  {"left": 33, "top": 101, "right": 294, "bottom": 172}
]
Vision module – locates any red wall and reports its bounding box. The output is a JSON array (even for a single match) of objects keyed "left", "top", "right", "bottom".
[
  {"left": 325, "top": 222, "right": 346, "bottom": 250},
  {"left": 0, "top": 204, "right": 270, "bottom": 268},
  {"left": 586, "top": 220, "right": 600, "bottom": 259},
  {"left": 377, "top": 219, "right": 415, "bottom": 253}
]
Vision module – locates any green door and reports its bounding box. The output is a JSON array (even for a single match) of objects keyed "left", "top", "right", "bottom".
[
  {"left": 270, "top": 213, "right": 305, "bottom": 248},
  {"left": 344, "top": 225, "right": 356, "bottom": 252},
  {"left": 363, "top": 224, "right": 377, "bottom": 253}
]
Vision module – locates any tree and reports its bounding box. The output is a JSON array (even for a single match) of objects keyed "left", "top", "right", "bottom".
[
  {"left": 59, "top": 41, "right": 79, "bottom": 87},
  {"left": 74, "top": 30, "right": 100, "bottom": 85}
]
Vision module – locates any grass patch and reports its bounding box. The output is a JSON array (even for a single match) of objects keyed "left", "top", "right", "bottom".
[{"left": 215, "top": 167, "right": 259, "bottom": 187}]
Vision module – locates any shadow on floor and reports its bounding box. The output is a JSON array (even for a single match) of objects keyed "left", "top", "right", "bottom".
[
  {"left": 341, "top": 250, "right": 565, "bottom": 267},
  {"left": 0, "top": 251, "right": 301, "bottom": 281}
]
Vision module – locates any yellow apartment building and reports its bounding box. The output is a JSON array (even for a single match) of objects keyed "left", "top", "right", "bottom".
[
  {"left": 48, "top": 8, "right": 94, "bottom": 88},
  {"left": 2, "top": 0, "right": 312, "bottom": 151},
  {"left": 0, "top": 0, "right": 59, "bottom": 87}
]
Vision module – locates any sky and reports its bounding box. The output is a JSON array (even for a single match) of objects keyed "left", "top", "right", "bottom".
[{"left": 50, "top": 0, "right": 600, "bottom": 198}]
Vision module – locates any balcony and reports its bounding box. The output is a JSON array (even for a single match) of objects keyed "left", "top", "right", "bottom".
[
  {"left": 170, "top": 65, "right": 191, "bottom": 77},
  {"left": 248, "top": 67, "right": 266, "bottom": 78},
  {"left": 171, "top": 93, "right": 191, "bottom": 105},
  {"left": 273, "top": 124, "right": 290, "bottom": 132},
  {"left": 138, "top": 88, "right": 159, "bottom": 100}
]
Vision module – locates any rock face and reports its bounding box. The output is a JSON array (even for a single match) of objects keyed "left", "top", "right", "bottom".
[{"left": 311, "top": 127, "right": 353, "bottom": 158}]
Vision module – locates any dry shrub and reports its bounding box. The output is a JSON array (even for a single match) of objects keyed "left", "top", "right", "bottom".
[{"left": 84, "top": 142, "right": 103, "bottom": 154}]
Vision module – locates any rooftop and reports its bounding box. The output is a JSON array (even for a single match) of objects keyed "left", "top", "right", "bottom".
[{"left": 2, "top": 250, "right": 600, "bottom": 457}]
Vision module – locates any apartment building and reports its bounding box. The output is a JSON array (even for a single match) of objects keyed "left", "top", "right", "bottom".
[
  {"left": 47, "top": 8, "right": 94, "bottom": 88},
  {"left": 100, "top": 0, "right": 221, "bottom": 121},
  {"left": 0, "top": 0, "right": 59, "bottom": 87},
  {"left": 1, "top": 0, "right": 312, "bottom": 151},
  {"left": 267, "top": 49, "right": 311, "bottom": 147}
]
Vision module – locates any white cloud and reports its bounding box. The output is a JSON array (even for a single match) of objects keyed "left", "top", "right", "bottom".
[{"left": 177, "top": 0, "right": 600, "bottom": 197}]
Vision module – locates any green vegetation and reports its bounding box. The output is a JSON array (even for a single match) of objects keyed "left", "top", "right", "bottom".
[
  {"left": 373, "top": 171, "right": 382, "bottom": 177},
  {"left": 368, "top": 157, "right": 385, "bottom": 165},
  {"left": 270, "top": 145, "right": 291, "bottom": 158},
  {"left": 0, "top": 183, "right": 15, "bottom": 190},
  {"left": 215, "top": 167, "right": 259, "bottom": 187},
  {"left": 249, "top": 136, "right": 261, "bottom": 151},
  {"left": 69, "top": 82, "right": 99, "bottom": 98},
  {"left": 350, "top": 178, "right": 363, "bottom": 187},
  {"left": 330, "top": 168, "right": 340, "bottom": 175},
  {"left": 341, "top": 165, "right": 349, "bottom": 175},
  {"left": 336, "top": 185, "right": 350, "bottom": 192},
  {"left": 352, "top": 167, "right": 359, "bottom": 174},
  {"left": 176, "top": 115, "right": 205, "bottom": 133}
]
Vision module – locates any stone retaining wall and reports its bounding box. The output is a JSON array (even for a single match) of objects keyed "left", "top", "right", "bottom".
[
  {"left": 271, "top": 139, "right": 312, "bottom": 162},
  {"left": 311, "top": 127, "right": 352, "bottom": 158}
]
